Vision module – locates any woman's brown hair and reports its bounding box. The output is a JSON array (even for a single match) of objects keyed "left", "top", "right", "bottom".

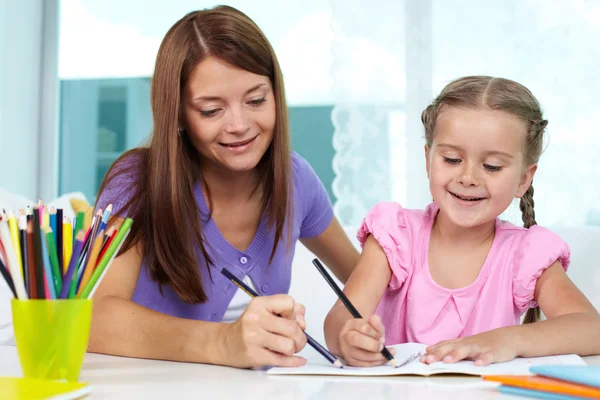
[
  {"left": 96, "top": 6, "right": 292, "bottom": 304},
  {"left": 421, "top": 76, "right": 548, "bottom": 324}
]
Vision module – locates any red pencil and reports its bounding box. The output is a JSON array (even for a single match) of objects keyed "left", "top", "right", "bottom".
[
  {"left": 26, "top": 220, "right": 37, "bottom": 299},
  {"left": 97, "top": 227, "right": 117, "bottom": 267}
]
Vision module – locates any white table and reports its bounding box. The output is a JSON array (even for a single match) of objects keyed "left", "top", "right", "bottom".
[{"left": 1, "top": 346, "right": 598, "bottom": 400}]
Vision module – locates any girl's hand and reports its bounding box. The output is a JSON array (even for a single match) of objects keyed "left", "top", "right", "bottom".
[
  {"left": 338, "top": 314, "right": 396, "bottom": 367},
  {"left": 221, "top": 294, "right": 308, "bottom": 369},
  {"left": 420, "top": 327, "right": 521, "bottom": 366}
]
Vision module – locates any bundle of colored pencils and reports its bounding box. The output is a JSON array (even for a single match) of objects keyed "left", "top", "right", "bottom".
[{"left": 0, "top": 201, "right": 133, "bottom": 300}]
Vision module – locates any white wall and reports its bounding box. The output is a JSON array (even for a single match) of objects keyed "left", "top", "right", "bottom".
[{"left": 0, "top": 0, "right": 59, "bottom": 202}]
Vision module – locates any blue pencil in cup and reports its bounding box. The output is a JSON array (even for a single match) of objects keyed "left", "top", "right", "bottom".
[
  {"left": 220, "top": 267, "right": 343, "bottom": 368},
  {"left": 60, "top": 231, "right": 85, "bottom": 299},
  {"left": 97, "top": 204, "right": 112, "bottom": 236},
  {"left": 39, "top": 228, "right": 56, "bottom": 299}
]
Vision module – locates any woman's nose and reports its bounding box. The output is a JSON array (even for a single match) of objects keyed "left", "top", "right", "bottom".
[{"left": 224, "top": 107, "right": 250, "bottom": 135}]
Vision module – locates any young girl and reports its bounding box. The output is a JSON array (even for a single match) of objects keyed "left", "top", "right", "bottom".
[{"left": 324, "top": 76, "right": 600, "bottom": 367}]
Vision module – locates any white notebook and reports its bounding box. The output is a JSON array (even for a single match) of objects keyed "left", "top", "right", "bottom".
[{"left": 267, "top": 342, "right": 585, "bottom": 377}]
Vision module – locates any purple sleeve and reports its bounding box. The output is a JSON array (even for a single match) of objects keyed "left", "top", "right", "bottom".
[
  {"left": 95, "top": 153, "right": 141, "bottom": 218},
  {"left": 292, "top": 152, "right": 334, "bottom": 239}
]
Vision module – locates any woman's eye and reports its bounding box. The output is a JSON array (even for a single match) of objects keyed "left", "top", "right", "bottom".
[
  {"left": 248, "top": 98, "right": 266, "bottom": 107},
  {"left": 443, "top": 157, "right": 461, "bottom": 165},
  {"left": 200, "top": 109, "right": 219, "bottom": 117}
]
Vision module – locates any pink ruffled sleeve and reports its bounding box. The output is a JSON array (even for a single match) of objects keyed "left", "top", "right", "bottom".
[
  {"left": 357, "top": 202, "right": 412, "bottom": 290},
  {"left": 513, "top": 226, "right": 571, "bottom": 312}
]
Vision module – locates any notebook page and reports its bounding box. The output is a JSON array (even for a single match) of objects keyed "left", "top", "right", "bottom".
[
  {"left": 267, "top": 343, "right": 429, "bottom": 376},
  {"left": 419, "top": 354, "right": 586, "bottom": 376},
  {"left": 267, "top": 343, "right": 585, "bottom": 376}
]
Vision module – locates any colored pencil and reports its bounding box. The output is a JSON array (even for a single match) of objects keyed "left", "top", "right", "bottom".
[
  {"left": 0, "top": 256, "right": 17, "bottom": 298},
  {"left": 45, "top": 227, "right": 62, "bottom": 295},
  {"left": 49, "top": 207, "right": 57, "bottom": 235},
  {"left": 31, "top": 207, "right": 46, "bottom": 299},
  {"left": 38, "top": 200, "right": 44, "bottom": 226},
  {"left": 71, "top": 216, "right": 77, "bottom": 244},
  {"left": 42, "top": 209, "right": 50, "bottom": 230},
  {"left": 79, "top": 218, "right": 133, "bottom": 299},
  {"left": 80, "top": 210, "right": 102, "bottom": 271},
  {"left": 85, "top": 229, "right": 130, "bottom": 298},
  {"left": 56, "top": 208, "right": 63, "bottom": 276},
  {"left": 39, "top": 226, "right": 56, "bottom": 299},
  {"left": 77, "top": 214, "right": 98, "bottom": 272},
  {"left": 77, "top": 229, "right": 104, "bottom": 295},
  {"left": 19, "top": 216, "right": 28, "bottom": 293},
  {"left": 6, "top": 211, "right": 24, "bottom": 289},
  {"left": 97, "top": 226, "right": 116, "bottom": 265},
  {"left": 74, "top": 212, "right": 84, "bottom": 241},
  {"left": 63, "top": 217, "right": 72, "bottom": 275},
  {"left": 0, "top": 218, "right": 27, "bottom": 299},
  {"left": 312, "top": 258, "right": 398, "bottom": 367},
  {"left": 26, "top": 220, "right": 37, "bottom": 298},
  {"left": 220, "top": 267, "right": 343, "bottom": 368},
  {"left": 60, "top": 231, "right": 85, "bottom": 299},
  {"left": 98, "top": 204, "right": 112, "bottom": 235}
]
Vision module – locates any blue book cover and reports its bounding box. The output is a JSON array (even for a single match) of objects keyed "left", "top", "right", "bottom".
[
  {"left": 530, "top": 365, "right": 600, "bottom": 389},
  {"left": 499, "top": 385, "right": 585, "bottom": 400}
]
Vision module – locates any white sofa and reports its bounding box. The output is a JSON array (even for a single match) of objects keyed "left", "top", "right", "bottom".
[{"left": 291, "top": 225, "right": 600, "bottom": 345}]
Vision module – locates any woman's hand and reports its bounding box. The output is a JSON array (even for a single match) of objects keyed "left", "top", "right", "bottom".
[
  {"left": 420, "top": 326, "right": 521, "bottom": 366},
  {"left": 338, "top": 314, "right": 396, "bottom": 367},
  {"left": 220, "top": 294, "right": 308, "bottom": 369}
]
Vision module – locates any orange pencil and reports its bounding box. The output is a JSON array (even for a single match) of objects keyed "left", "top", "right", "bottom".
[
  {"left": 77, "top": 229, "right": 104, "bottom": 296},
  {"left": 484, "top": 375, "right": 600, "bottom": 398}
]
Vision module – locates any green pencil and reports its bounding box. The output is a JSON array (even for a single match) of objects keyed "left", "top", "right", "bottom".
[
  {"left": 45, "top": 228, "right": 62, "bottom": 295},
  {"left": 78, "top": 218, "right": 133, "bottom": 299},
  {"left": 74, "top": 211, "right": 85, "bottom": 245}
]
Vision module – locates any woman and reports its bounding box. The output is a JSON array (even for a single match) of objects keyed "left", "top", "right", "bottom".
[{"left": 89, "top": 5, "right": 358, "bottom": 369}]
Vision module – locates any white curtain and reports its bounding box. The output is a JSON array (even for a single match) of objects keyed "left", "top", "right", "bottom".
[{"left": 330, "top": 0, "right": 600, "bottom": 228}]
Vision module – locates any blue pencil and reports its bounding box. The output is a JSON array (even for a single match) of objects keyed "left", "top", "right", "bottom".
[
  {"left": 97, "top": 204, "right": 112, "bottom": 236},
  {"left": 59, "top": 231, "right": 85, "bottom": 299},
  {"left": 49, "top": 211, "right": 57, "bottom": 239}
]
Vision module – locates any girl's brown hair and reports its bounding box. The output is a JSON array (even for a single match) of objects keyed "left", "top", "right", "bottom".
[
  {"left": 421, "top": 76, "right": 548, "bottom": 324},
  {"left": 96, "top": 5, "right": 292, "bottom": 304}
]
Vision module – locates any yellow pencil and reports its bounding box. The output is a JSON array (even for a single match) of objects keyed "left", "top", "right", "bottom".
[
  {"left": 6, "top": 210, "right": 23, "bottom": 279},
  {"left": 42, "top": 210, "right": 50, "bottom": 229},
  {"left": 63, "top": 217, "right": 73, "bottom": 275}
]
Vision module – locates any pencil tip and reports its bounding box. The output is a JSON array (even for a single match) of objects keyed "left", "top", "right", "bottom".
[
  {"left": 334, "top": 359, "right": 343, "bottom": 368},
  {"left": 390, "top": 359, "right": 399, "bottom": 368}
]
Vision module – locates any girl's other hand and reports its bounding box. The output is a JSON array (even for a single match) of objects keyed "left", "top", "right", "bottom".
[{"left": 420, "top": 327, "right": 520, "bottom": 366}]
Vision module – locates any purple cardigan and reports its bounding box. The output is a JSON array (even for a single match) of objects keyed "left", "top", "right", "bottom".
[{"left": 96, "top": 152, "right": 333, "bottom": 322}]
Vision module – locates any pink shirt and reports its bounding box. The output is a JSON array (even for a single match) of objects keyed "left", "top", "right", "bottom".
[{"left": 357, "top": 202, "right": 570, "bottom": 346}]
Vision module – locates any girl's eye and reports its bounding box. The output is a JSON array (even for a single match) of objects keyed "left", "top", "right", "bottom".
[
  {"left": 484, "top": 164, "right": 503, "bottom": 172},
  {"left": 443, "top": 157, "right": 461, "bottom": 165},
  {"left": 248, "top": 98, "right": 266, "bottom": 107},
  {"left": 200, "top": 109, "right": 220, "bottom": 117}
]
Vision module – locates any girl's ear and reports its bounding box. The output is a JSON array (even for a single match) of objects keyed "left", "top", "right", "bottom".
[
  {"left": 516, "top": 164, "right": 537, "bottom": 198},
  {"left": 424, "top": 145, "right": 431, "bottom": 179}
]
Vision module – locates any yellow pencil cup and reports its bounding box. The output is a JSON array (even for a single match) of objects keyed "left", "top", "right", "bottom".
[{"left": 11, "top": 299, "right": 92, "bottom": 382}]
